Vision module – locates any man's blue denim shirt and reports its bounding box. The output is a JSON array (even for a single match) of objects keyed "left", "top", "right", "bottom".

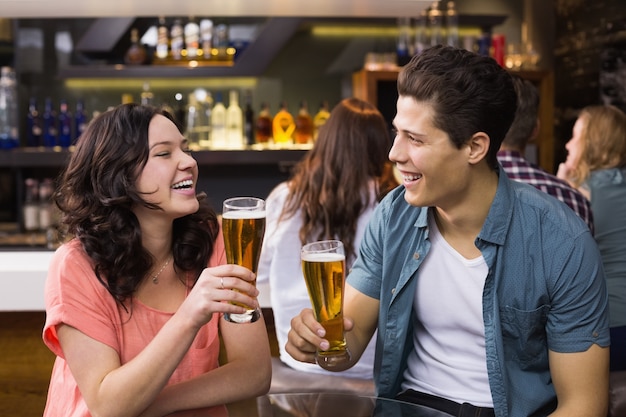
[{"left": 348, "top": 167, "right": 610, "bottom": 417}]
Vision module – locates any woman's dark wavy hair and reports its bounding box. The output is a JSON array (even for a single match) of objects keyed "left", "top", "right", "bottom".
[
  {"left": 281, "top": 97, "right": 398, "bottom": 263},
  {"left": 398, "top": 45, "right": 517, "bottom": 170},
  {"left": 54, "top": 103, "right": 219, "bottom": 304}
]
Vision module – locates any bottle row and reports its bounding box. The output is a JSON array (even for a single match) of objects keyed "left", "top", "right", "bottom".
[
  {"left": 125, "top": 17, "right": 238, "bottom": 66},
  {"left": 184, "top": 89, "right": 331, "bottom": 150},
  {"left": 397, "top": 0, "right": 460, "bottom": 62},
  {"left": 24, "top": 98, "right": 88, "bottom": 148},
  {"left": 13, "top": 87, "right": 331, "bottom": 151}
]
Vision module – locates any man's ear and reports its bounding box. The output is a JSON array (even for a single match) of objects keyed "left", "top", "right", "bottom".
[{"left": 467, "top": 132, "right": 490, "bottom": 165}]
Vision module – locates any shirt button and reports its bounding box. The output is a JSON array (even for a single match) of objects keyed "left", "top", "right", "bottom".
[
  {"left": 593, "top": 331, "right": 599, "bottom": 338},
  {"left": 413, "top": 253, "right": 420, "bottom": 260},
  {"left": 391, "top": 288, "right": 395, "bottom": 294}
]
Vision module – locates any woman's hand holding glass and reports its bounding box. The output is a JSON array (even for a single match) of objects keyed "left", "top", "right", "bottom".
[{"left": 180, "top": 264, "right": 259, "bottom": 328}]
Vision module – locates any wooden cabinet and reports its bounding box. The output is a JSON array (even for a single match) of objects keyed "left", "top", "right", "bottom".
[{"left": 352, "top": 69, "right": 556, "bottom": 173}]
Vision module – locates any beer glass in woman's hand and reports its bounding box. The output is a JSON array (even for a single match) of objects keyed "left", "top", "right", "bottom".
[
  {"left": 301, "top": 239, "right": 351, "bottom": 369},
  {"left": 222, "top": 197, "right": 266, "bottom": 323}
]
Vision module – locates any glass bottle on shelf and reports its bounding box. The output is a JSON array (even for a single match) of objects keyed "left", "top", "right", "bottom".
[
  {"left": 155, "top": 16, "right": 169, "bottom": 60},
  {"left": 313, "top": 101, "right": 330, "bottom": 142},
  {"left": 414, "top": 8, "right": 428, "bottom": 56},
  {"left": 243, "top": 91, "right": 255, "bottom": 146},
  {"left": 445, "top": 1, "right": 459, "bottom": 48},
  {"left": 186, "top": 93, "right": 201, "bottom": 148},
  {"left": 124, "top": 28, "right": 148, "bottom": 65},
  {"left": 184, "top": 17, "right": 200, "bottom": 59},
  {"left": 42, "top": 97, "right": 58, "bottom": 148},
  {"left": 200, "top": 19, "right": 213, "bottom": 60},
  {"left": 428, "top": 1, "right": 443, "bottom": 47},
  {"left": 255, "top": 102, "right": 273, "bottom": 146},
  {"left": 170, "top": 18, "right": 184, "bottom": 61},
  {"left": 22, "top": 178, "right": 39, "bottom": 233},
  {"left": 198, "top": 90, "right": 213, "bottom": 149},
  {"left": 58, "top": 99, "right": 72, "bottom": 148},
  {"left": 38, "top": 178, "right": 54, "bottom": 233},
  {"left": 226, "top": 90, "right": 243, "bottom": 149},
  {"left": 214, "top": 24, "right": 229, "bottom": 60},
  {"left": 140, "top": 82, "right": 154, "bottom": 106},
  {"left": 294, "top": 100, "right": 313, "bottom": 145},
  {"left": 272, "top": 101, "right": 295, "bottom": 148},
  {"left": 0, "top": 66, "right": 19, "bottom": 149},
  {"left": 26, "top": 97, "right": 43, "bottom": 147},
  {"left": 397, "top": 17, "right": 412, "bottom": 66},
  {"left": 74, "top": 99, "right": 87, "bottom": 142},
  {"left": 211, "top": 92, "right": 227, "bottom": 149}
]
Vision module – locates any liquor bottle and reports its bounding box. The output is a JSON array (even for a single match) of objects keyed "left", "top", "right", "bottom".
[
  {"left": 272, "top": 102, "right": 295, "bottom": 148},
  {"left": 184, "top": 17, "right": 200, "bottom": 59},
  {"left": 74, "top": 100, "right": 87, "bottom": 142},
  {"left": 445, "top": 1, "right": 459, "bottom": 48},
  {"left": 155, "top": 17, "right": 169, "bottom": 60},
  {"left": 58, "top": 99, "right": 72, "bottom": 148},
  {"left": 243, "top": 91, "right": 254, "bottom": 146},
  {"left": 313, "top": 101, "right": 330, "bottom": 142},
  {"left": 124, "top": 28, "right": 148, "bottom": 65},
  {"left": 140, "top": 82, "right": 154, "bottom": 106},
  {"left": 186, "top": 93, "right": 201, "bottom": 148},
  {"left": 42, "top": 97, "right": 58, "bottom": 148},
  {"left": 200, "top": 19, "right": 213, "bottom": 59},
  {"left": 186, "top": 89, "right": 211, "bottom": 149},
  {"left": 170, "top": 18, "right": 184, "bottom": 60},
  {"left": 294, "top": 100, "right": 313, "bottom": 145},
  {"left": 22, "top": 178, "right": 39, "bottom": 233},
  {"left": 38, "top": 177, "right": 54, "bottom": 232},
  {"left": 255, "top": 102, "right": 272, "bottom": 146},
  {"left": 428, "top": 1, "right": 443, "bottom": 47},
  {"left": 226, "top": 90, "right": 243, "bottom": 149},
  {"left": 214, "top": 24, "right": 229, "bottom": 59},
  {"left": 210, "top": 92, "right": 227, "bottom": 149},
  {"left": 397, "top": 17, "right": 411, "bottom": 66},
  {"left": 414, "top": 8, "right": 428, "bottom": 55},
  {"left": 198, "top": 90, "right": 213, "bottom": 149},
  {"left": 0, "top": 66, "right": 19, "bottom": 149},
  {"left": 26, "top": 97, "right": 43, "bottom": 147}
]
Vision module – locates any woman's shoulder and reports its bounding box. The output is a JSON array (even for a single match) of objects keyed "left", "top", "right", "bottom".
[{"left": 588, "top": 167, "right": 626, "bottom": 187}]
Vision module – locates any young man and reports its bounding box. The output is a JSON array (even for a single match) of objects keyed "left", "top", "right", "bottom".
[
  {"left": 286, "top": 46, "right": 610, "bottom": 417},
  {"left": 497, "top": 75, "right": 594, "bottom": 233}
]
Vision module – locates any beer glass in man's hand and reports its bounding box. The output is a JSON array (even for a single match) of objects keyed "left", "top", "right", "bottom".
[
  {"left": 301, "top": 239, "right": 351, "bottom": 369},
  {"left": 222, "top": 197, "right": 266, "bottom": 323}
]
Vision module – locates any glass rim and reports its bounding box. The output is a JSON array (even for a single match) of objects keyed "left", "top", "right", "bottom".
[
  {"left": 223, "top": 196, "right": 265, "bottom": 210},
  {"left": 301, "top": 239, "right": 344, "bottom": 254}
]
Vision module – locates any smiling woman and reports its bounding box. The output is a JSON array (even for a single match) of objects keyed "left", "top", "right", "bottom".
[{"left": 41, "top": 103, "right": 271, "bottom": 417}]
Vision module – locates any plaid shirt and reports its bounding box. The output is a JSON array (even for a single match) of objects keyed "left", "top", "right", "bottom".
[{"left": 497, "top": 150, "right": 594, "bottom": 234}]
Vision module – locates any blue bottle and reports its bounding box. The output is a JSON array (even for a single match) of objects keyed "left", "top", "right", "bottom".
[
  {"left": 0, "top": 66, "right": 19, "bottom": 149},
  {"left": 73, "top": 99, "right": 87, "bottom": 143},
  {"left": 42, "top": 98, "right": 58, "bottom": 147},
  {"left": 58, "top": 100, "right": 72, "bottom": 148},
  {"left": 26, "top": 97, "right": 43, "bottom": 147}
]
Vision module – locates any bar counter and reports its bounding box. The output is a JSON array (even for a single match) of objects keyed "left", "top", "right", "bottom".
[{"left": 0, "top": 248, "right": 272, "bottom": 312}]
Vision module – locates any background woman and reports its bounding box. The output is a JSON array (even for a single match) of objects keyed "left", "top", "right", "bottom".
[
  {"left": 257, "top": 97, "right": 397, "bottom": 390},
  {"left": 558, "top": 104, "right": 626, "bottom": 371}
]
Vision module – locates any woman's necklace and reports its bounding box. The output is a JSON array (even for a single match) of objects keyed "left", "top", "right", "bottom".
[{"left": 151, "top": 256, "right": 171, "bottom": 284}]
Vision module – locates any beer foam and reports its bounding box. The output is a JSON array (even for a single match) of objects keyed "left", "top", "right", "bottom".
[
  {"left": 301, "top": 252, "right": 345, "bottom": 262},
  {"left": 222, "top": 210, "right": 266, "bottom": 219}
]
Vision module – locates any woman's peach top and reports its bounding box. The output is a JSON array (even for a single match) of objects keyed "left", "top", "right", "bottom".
[{"left": 43, "top": 235, "right": 227, "bottom": 417}]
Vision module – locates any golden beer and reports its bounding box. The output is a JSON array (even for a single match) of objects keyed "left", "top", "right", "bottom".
[
  {"left": 301, "top": 241, "right": 351, "bottom": 369},
  {"left": 222, "top": 211, "right": 266, "bottom": 274},
  {"left": 222, "top": 197, "right": 266, "bottom": 323}
]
